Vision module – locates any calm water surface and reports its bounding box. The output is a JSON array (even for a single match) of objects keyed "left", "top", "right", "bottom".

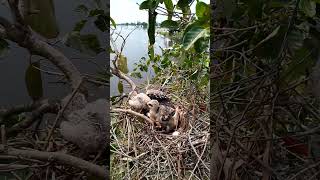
[
  {"left": 110, "top": 25, "right": 169, "bottom": 96},
  {"left": 0, "top": 0, "right": 108, "bottom": 107}
]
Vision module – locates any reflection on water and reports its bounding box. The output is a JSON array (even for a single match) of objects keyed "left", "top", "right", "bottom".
[
  {"left": 0, "top": 0, "right": 108, "bottom": 107},
  {"left": 110, "top": 25, "right": 169, "bottom": 96}
]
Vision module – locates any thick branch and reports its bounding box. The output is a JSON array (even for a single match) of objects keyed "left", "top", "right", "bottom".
[
  {"left": 111, "top": 67, "right": 136, "bottom": 92},
  {"left": 7, "top": 101, "right": 59, "bottom": 135},
  {"left": 6, "top": 148, "right": 109, "bottom": 179},
  {"left": 111, "top": 108, "right": 153, "bottom": 124}
]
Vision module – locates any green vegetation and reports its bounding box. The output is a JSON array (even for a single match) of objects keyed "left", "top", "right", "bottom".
[{"left": 110, "top": 0, "right": 210, "bottom": 179}]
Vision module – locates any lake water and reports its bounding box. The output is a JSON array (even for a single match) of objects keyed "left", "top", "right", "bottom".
[
  {"left": 0, "top": 1, "right": 168, "bottom": 107},
  {"left": 110, "top": 25, "right": 169, "bottom": 96},
  {"left": 0, "top": 0, "right": 108, "bottom": 107}
]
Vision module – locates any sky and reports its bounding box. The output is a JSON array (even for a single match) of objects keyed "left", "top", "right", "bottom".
[{"left": 110, "top": 0, "right": 210, "bottom": 24}]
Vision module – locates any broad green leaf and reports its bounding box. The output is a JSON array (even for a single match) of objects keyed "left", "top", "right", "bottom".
[
  {"left": 94, "top": 14, "right": 108, "bottom": 32},
  {"left": 182, "top": 26, "right": 209, "bottom": 50},
  {"left": 0, "top": 39, "right": 9, "bottom": 58},
  {"left": 63, "top": 32, "right": 102, "bottom": 55},
  {"left": 73, "top": 20, "right": 87, "bottom": 32},
  {"left": 163, "top": 0, "right": 174, "bottom": 20},
  {"left": 23, "top": 0, "right": 59, "bottom": 38},
  {"left": 118, "top": 80, "right": 124, "bottom": 94},
  {"left": 196, "top": 1, "right": 210, "bottom": 20},
  {"left": 160, "top": 20, "right": 178, "bottom": 29},
  {"left": 177, "top": 0, "right": 192, "bottom": 9},
  {"left": 299, "top": 0, "right": 316, "bottom": 17},
  {"left": 117, "top": 55, "right": 129, "bottom": 74},
  {"left": 25, "top": 61, "right": 43, "bottom": 101},
  {"left": 140, "top": 0, "right": 159, "bottom": 10},
  {"left": 140, "top": 0, "right": 151, "bottom": 9}
]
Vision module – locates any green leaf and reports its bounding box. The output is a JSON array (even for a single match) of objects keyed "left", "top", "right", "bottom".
[
  {"left": 118, "top": 80, "right": 124, "bottom": 94},
  {"left": 183, "top": 26, "right": 209, "bottom": 50},
  {"left": 140, "top": 0, "right": 159, "bottom": 10},
  {"left": 73, "top": 20, "right": 87, "bottom": 32},
  {"left": 160, "top": 20, "right": 178, "bottom": 29},
  {"left": 94, "top": 14, "right": 108, "bottom": 32},
  {"left": 140, "top": 0, "right": 151, "bottom": 9},
  {"left": 299, "top": 0, "right": 316, "bottom": 17},
  {"left": 110, "top": 17, "right": 116, "bottom": 28},
  {"left": 25, "top": 61, "right": 43, "bottom": 101},
  {"left": 196, "top": 1, "right": 210, "bottom": 21},
  {"left": 130, "top": 72, "right": 142, "bottom": 78},
  {"left": 0, "top": 39, "right": 9, "bottom": 58},
  {"left": 163, "top": 0, "right": 174, "bottom": 20},
  {"left": 194, "top": 37, "right": 208, "bottom": 53},
  {"left": 63, "top": 32, "right": 102, "bottom": 55},
  {"left": 117, "top": 55, "right": 129, "bottom": 74},
  {"left": 23, "top": 0, "right": 59, "bottom": 38},
  {"left": 177, "top": 0, "right": 192, "bottom": 9}
]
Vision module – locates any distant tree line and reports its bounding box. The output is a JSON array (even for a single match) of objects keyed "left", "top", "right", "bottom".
[{"left": 117, "top": 21, "right": 161, "bottom": 27}]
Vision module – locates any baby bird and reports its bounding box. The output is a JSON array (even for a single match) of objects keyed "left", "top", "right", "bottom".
[
  {"left": 128, "top": 91, "right": 151, "bottom": 114},
  {"left": 161, "top": 106, "right": 182, "bottom": 133},
  {"left": 147, "top": 100, "right": 162, "bottom": 128}
]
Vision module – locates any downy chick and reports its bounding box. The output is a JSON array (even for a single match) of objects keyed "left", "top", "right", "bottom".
[
  {"left": 146, "top": 100, "right": 162, "bottom": 128},
  {"left": 128, "top": 91, "right": 151, "bottom": 114}
]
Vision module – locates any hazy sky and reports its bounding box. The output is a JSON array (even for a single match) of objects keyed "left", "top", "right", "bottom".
[{"left": 110, "top": 0, "right": 210, "bottom": 23}]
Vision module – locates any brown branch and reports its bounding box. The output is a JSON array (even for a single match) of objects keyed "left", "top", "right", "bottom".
[
  {"left": 111, "top": 67, "right": 136, "bottom": 91},
  {"left": 6, "top": 148, "right": 109, "bottom": 179},
  {"left": 111, "top": 108, "right": 153, "bottom": 125},
  {"left": 7, "top": 101, "right": 58, "bottom": 135}
]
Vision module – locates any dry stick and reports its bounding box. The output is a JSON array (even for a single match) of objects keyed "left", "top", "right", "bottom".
[
  {"left": 217, "top": 77, "right": 266, "bottom": 179},
  {"left": 287, "top": 161, "right": 320, "bottom": 180},
  {"left": 7, "top": 148, "right": 109, "bottom": 179},
  {"left": 45, "top": 78, "right": 83, "bottom": 150},
  {"left": 222, "top": 125, "right": 277, "bottom": 176},
  {"left": 188, "top": 133, "right": 209, "bottom": 180},
  {"left": 111, "top": 108, "right": 154, "bottom": 125}
]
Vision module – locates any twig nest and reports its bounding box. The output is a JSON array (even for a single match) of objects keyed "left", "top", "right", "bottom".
[{"left": 60, "top": 99, "right": 108, "bottom": 154}]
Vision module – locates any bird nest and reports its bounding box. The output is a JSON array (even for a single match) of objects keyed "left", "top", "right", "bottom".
[{"left": 110, "top": 86, "right": 210, "bottom": 179}]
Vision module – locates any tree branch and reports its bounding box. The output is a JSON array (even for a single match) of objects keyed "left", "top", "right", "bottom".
[
  {"left": 111, "top": 108, "right": 153, "bottom": 125},
  {"left": 6, "top": 148, "right": 109, "bottom": 179},
  {"left": 111, "top": 67, "right": 136, "bottom": 92}
]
